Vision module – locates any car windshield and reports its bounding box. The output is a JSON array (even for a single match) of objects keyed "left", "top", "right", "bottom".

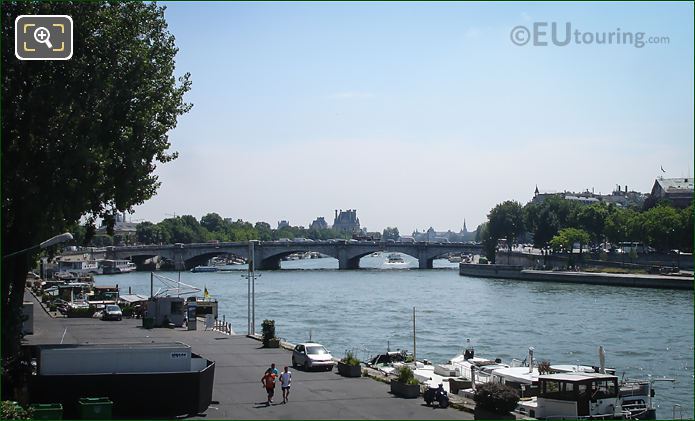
[
  {"left": 306, "top": 346, "right": 328, "bottom": 355},
  {"left": 106, "top": 305, "right": 120, "bottom": 311}
]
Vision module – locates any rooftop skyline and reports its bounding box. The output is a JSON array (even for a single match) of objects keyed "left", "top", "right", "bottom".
[{"left": 131, "top": 2, "right": 694, "bottom": 232}]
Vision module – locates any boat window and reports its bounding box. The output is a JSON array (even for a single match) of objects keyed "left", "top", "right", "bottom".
[
  {"left": 577, "top": 384, "right": 588, "bottom": 396},
  {"left": 542, "top": 380, "right": 576, "bottom": 400},
  {"left": 544, "top": 380, "right": 560, "bottom": 394},
  {"left": 594, "top": 380, "right": 617, "bottom": 399}
]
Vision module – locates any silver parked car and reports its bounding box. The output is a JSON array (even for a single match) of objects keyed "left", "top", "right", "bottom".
[
  {"left": 101, "top": 304, "right": 123, "bottom": 321},
  {"left": 292, "top": 343, "right": 335, "bottom": 371}
]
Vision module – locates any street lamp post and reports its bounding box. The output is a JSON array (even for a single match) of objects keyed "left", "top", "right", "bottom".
[{"left": 3, "top": 232, "right": 74, "bottom": 260}]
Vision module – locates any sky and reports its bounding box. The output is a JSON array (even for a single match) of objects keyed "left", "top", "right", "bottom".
[{"left": 132, "top": 1, "right": 694, "bottom": 233}]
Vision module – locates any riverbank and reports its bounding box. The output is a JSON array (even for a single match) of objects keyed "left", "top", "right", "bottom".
[
  {"left": 22, "top": 291, "right": 471, "bottom": 419},
  {"left": 459, "top": 263, "right": 693, "bottom": 290}
]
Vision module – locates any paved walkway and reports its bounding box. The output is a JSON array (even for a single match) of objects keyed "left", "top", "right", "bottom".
[{"left": 24, "top": 293, "right": 470, "bottom": 419}]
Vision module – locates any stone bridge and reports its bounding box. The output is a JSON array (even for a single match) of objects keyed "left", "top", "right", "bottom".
[{"left": 105, "top": 240, "right": 482, "bottom": 271}]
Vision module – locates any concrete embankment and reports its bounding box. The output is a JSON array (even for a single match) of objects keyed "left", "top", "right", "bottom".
[
  {"left": 459, "top": 264, "right": 693, "bottom": 290},
  {"left": 23, "top": 292, "right": 470, "bottom": 420}
]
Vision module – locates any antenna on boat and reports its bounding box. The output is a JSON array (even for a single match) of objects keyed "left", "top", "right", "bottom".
[{"left": 599, "top": 345, "right": 606, "bottom": 374}]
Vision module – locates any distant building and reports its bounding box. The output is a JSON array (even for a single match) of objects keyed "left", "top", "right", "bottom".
[
  {"left": 645, "top": 177, "right": 694, "bottom": 209},
  {"left": 332, "top": 209, "right": 360, "bottom": 233},
  {"left": 277, "top": 220, "right": 290, "bottom": 229},
  {"left": 411, "top": 220, "right": 476, "bottom": 243},
  {"left": 96, "top": 212, "right": 137, "bottom": 242},
  {"left": 309, "top": 217, "right": 328, "bottom": 230},
  {"left": 532, "top": 185, "right": 647, "bottom": 208}
]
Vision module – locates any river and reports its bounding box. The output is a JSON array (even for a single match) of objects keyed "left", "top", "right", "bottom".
[{"left": 95, "top": 254, "right": 694, "bottom": 418}]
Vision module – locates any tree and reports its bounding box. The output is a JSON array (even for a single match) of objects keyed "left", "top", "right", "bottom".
[
  {"left": 679, "top": 205, "right": 694, "bottom": 253},
  {"left": 1, "top": 1, "right": 191, "bottom": 395},
  {"left": 477, "top": 222, "right": 497, "bottom": 263},
  {"left": 641, "top": 204, "right": 682, "bottom": 252},
  {"left": 201, "top": 213, "right": 225, "bottom": 233},
  {"left": 549, "top": 228, "right": 590, "bottom": 266},
  {"left": 576, "top": 203, "right": 608, "bottom": 245},
  {"left": 487, "top": 201, "right": 525, "bottom": 263},
  {"left": 382, "top": 227, "right": 400, "bottom": 241}
]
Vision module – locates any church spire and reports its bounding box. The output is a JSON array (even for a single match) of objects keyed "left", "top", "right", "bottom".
[
  {"left": 534, "top": 185, "right": 539, "bottom": 196},
  {"left": 463, "top": 219, "right": 467, "bottom": 233}
]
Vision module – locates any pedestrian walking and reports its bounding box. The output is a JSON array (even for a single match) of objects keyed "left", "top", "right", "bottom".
[
  {"left": 279, "top": 366, "right": 292, "bottom": 403},
  {"left": 261, "top": 369, "right": 276, "bottom": 405},
  {"left": 266, "top": 362, "right": 279, "bottom": 376}
]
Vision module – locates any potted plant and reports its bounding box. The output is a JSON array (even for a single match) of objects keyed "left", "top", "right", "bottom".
[
  {"left": 473, "top": 382, "right": 519, "bottom": 419},
  {"left": 390, "top": 365, "right": 420, "bottom": 398},
  {"left": 337, "top": 351, "right": 362, "bottom": 377},
  {"left": 261, "top": 319, "right": 280, "bottom": 348}
]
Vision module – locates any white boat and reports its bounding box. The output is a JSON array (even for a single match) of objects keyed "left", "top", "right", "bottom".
[
  {"left": 516, "top": 372, "right": 622, "bottom": 419},
  {"left": 448, "top": 254, "right": 462, "bottom": 263},
  {"left": 190, "top": 266, "right": 219, "bottom": 273},
  {"left": 385, "top": 253, "right": 406, "bottom": 264},
  {"left": 101, "top": 259, "right": 136, "bottom": 274}
]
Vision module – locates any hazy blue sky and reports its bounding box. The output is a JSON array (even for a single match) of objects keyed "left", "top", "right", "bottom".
[{"left": 132, "top": 1, "right": 694, "bottom": 233}]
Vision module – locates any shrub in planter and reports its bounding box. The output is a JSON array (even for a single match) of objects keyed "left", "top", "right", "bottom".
[
  {"left": 473, "top": 382, "right": 519, "bottom": 415},
  {"left": 41, "top": 293, "right": 50, "bottom": 303},
  {"left": 121, "top": 305, "right": 134, "bottom": 318},
  {"left": 390, "top": 365, "right": 420, "bottom": 398},
  {"left": 338, "top": 351, "right": 362, "bottom": 377},
  {"left": 261, "top": 319, "right": 278, "bottom": 347}
]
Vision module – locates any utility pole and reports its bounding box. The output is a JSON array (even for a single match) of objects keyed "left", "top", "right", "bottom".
[
  {"left": 247, "top": 243, "right": 251, "bottom": 335},
  {"left": 412, "top": 306, "right": 416, "bottom": 362},
  {"left": 251, "top": 240, "right": 256, "bottom": 335},
  {"left": 243, "top": 241, "right": 260, "bottom": 336}
]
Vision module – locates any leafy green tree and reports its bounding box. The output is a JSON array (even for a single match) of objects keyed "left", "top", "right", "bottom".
[
  {"left": 2, "top": 1, "right": 191, "bottom": 380},
  {"left": 576, "top": 204, "right": 608, "bottom": 245},
  {"left": 549, "top": 228, "right": 590, "bottom": 266},
  {"left": 255, "top": 222, "right": 273, "bottom": 241},
  {"left": 679, "top": 205, "right": 694, "bottom": 253},
  {"left": 382, "top": 227, "right": 400, "bottom": 241},
  {"left": 641, "top": 204, "right": 682, "bottom": 252},
  {"left": 488, "top": 201, "right": 525, "bottom": 263},
  {"left": 477, "top": 222, "right": 497, "bottom": 263},
  {"left": 201, "top": 213, "right": 225, "bottom": 233},
  {"left": 604, "top": 207, "right": 637, "bottom": 245}
]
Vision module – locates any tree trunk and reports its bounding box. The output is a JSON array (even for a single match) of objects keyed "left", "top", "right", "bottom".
[{"left": 1, "top": 253, "right": 30, "bottom": 400}]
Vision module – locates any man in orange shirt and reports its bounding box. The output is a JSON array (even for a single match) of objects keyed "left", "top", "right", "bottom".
[{"left": 261, "top": 369, "right": 276, "bottom": 405}]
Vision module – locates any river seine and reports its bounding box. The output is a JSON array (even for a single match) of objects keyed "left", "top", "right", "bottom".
[{"left": 96, "top": 254, "right": 693, "bottom": 418}]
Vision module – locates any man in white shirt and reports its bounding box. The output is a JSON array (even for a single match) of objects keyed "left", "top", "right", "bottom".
[{"left": 279, "top": 366, "right": 292, "bottom": 403}]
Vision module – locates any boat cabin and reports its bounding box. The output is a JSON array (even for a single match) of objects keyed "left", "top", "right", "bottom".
[{"left": 530, "top": 372, "right": 619, "bottom": 419}]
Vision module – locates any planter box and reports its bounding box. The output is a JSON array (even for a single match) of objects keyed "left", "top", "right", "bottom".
[
  {"left": 390, "top": 380, "right": 420, "bottom": 398},
  {"left": 337, "top": 361, "right": 361, "bottom": 377},
  {"left": 264, "top": 338, "right": 280, "bottom": 348}
]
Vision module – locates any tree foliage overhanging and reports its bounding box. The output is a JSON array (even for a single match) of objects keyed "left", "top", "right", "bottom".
[{"left": 1, "top": 1, "right": 191, "bottom": 392}]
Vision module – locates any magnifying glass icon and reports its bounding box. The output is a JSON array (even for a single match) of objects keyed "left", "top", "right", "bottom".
[{"left": 33, "top": 27, "right": 53, "bottom": 49}]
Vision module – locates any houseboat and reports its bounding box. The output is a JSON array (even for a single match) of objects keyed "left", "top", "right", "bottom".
[
  {"left": 57, "top": 257, "right": 101, "bottom": 275},
  {"left": 101, "top": 259, "right": 137, "bottom": 274},
  {"left": 516, "top": 372, "right": 621, "bottom": 419}
]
